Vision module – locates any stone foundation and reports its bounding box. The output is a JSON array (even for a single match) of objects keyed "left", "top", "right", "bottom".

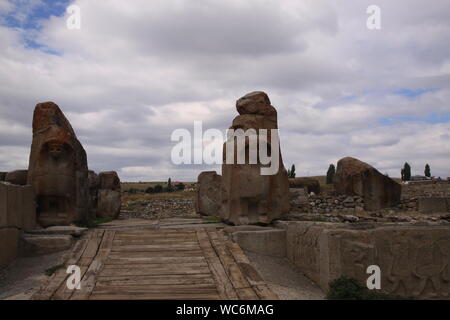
[{"left": 282, "top": 221, "right": 450, "bottom": 299}]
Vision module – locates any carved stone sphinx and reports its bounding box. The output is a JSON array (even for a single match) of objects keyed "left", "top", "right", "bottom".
[{"left": 27, "top": 102, "right": 89, "bottom": 227}]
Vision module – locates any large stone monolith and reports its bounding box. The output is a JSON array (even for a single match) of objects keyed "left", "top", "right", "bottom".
[
  {"left": 196, "top": 171, "right": 223, "bottom": 217},
  {"left": 334, "top": 157, "right": 401, "bottom": 210},
  {"left": 27, "top": 102, "right": 89, "bottom": 227},
  {"left": 97, "top": 171, "right": 121, "bottom": 219},
  {"left": 221, "top": 91, "right": 289, "bottom": 225}
]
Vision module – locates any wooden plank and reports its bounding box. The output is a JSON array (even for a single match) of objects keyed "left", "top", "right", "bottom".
[
  {"left": 253, "top": 285, "right": 279, "bottom": 300},
  {"left": 113, "top": 240, "right": 198, "bottom": 246},
  {"left": 52, "top": 229, "right": 105, "bottom": 300},
  {"left": 108, "top": 251, "right": 204, "bottom": 258},
  {"left": 99, "top": 266, "right": 211, "bottom": 277},
  {"left": 117, "top": 230, "right": 196, "bottom": 236},
  {"left": 196, "top": 229, "right": 238, "bottom": 300},
  {"left": 226, "top": 242, "right": 265, "bottom": 286},
  {"left": 31, "top": 231, "right": 94, "bottom": 300},
  {"left": 89, "top": 292, "right": 220, "bottom": 300},
  {"left": 71, "top": 230, "right": 115, "bottom": 300},
  {"left": 96, "top": 274, "right": 215, "bottom": 286},
  {"left": 93, "top": 286, "right": 218, "bottom": 294},
  {"left": 236, "top": 288, "right": 260, "bottom": 300},
  {"left": 226, "top": 242, "right": 278, "bottom": 299},
  {"left": 105, "top": 256, "right": 207, "bottom": 265},
  {"left": 111, "top": 244, "right": 200, "bottom": 252},
  {"left": 207, "top": 231, "right": 255, "bottom": 293},
  {"left": 102, "top": 262, "right": 208, "bottom": 269}
]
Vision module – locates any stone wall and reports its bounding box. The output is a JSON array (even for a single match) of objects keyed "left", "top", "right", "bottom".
[
  {"left": 401, "top": 181, "right": 450, "bottom": 199},
  {"left": 0, "top": 182, "right": 36, "bottom": 268},
  {"left": 290, "top": 188, "right": 365, "bottom": 214},
  {"left": 291, "top": 182, "right": 450, "bottom": 214},
  {"left": 283, "top": 221, "right": 450, "bottom": 299}
]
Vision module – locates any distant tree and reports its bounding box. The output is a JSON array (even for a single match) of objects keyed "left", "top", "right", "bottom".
[
  {"left": 424, "top": 164, "right": 431, "bottom": 178},
  {"left": 403, "top": 163, "right": 411, "bottom": 181},
  {"left": 165, "top": 178, "right": 175, "bottom": 192},
  {"left": 287, "top": 164, "right": 296, "bottom": 178},
  {"left": 145, "top": 187, "right": 154, "bottom": 194},
  {"left": 154, "top": 184, "right": 163, "bottom": 193},
  {"left": 401, "top": 168, "right": 405, "bottom": 181},
  {"left": 326, "top": 164, "right": 336, "bottom": 184},
  {"left": 127, "top": 188, "right": 138, "bottom": 194},
  {"left": 175, "top": 183, "right": 185, "bottom": 191}
]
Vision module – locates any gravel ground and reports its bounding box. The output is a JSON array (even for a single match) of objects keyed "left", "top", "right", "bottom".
[
  {"left": 245, "top": 251, "right": 325, "bottom": 300},
  {"left": 0, "top": 251, "right": 68, "bottom": 300}
]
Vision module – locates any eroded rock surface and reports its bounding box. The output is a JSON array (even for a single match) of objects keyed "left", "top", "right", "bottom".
[
  {"left": 196, "top": 171, "right": 223, "bottom": 217},
  {"left": 27, "top": 102, "right": 89, "bottom": 227},
  {"left": 97, "top": 171, "right": 121, "bottom": 219},
  {"left": 334, "top": 157, "right": 401, "bottom": 210},
  {"left": 221, "top": 91, "right": 289, "bottom": 225}
]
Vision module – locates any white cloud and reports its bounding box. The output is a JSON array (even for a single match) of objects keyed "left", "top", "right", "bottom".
[{"left": 0, "top": 0, "right": 449, "bottom": 181}]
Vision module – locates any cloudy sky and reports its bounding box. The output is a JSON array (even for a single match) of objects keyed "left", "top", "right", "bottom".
[{"left": 0, "top": 0, "right": 449, "bottom": 181}]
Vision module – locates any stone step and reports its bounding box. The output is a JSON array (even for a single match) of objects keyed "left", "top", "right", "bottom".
[
  {"left": 20, "top": 234, "right": 73, "bottom": 257},
  {"left": 26, "top": 226, "right": 88, "bottom": 237}
]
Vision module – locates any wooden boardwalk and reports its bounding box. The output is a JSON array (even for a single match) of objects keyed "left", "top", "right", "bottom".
[{"left": 32, "top": 227, "right": 277, "bottom": 300}]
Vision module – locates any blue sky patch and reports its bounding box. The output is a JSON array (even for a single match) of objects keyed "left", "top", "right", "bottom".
[{"left": 393, "top": 88, "right": 437, "bottom": 98}]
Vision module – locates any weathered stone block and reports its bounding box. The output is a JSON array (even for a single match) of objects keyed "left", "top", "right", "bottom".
[
  {"left": 5, "top": 170, "right": 28, "bottom": 186},
  {"left": 0, "top": 182, "right": 36, "bottom": 231},
  {"left": 26, "top": 226, "right": 87, "bottom": 237},
  {"left": 418, "top": 197, "right": 449, "bottom": 214},
  {"left": 19, "top": 234, "right": 72, "bottom": 257},
  {"left": 285, "top": 221, "right": 450, "bottom": 299},
  {"left": 19, "top": 185, "right": 36, "bottom": 231},
  {"left": 334, "top": 157, "right": 401, "bottom": 210},
  {"left": 196, "top": 171, "right": 223, "bottom": 217},
  {"left": 0, "top": 228, "right": 20, "bottom": 269},
  {"left": 0, "top": 183, "right": 7, "bottom": 228},
  {"left": 289, "top": 178, "right": 321, "bottom": 194},
  {"left": 97, "top": 189, "right": 121, "bottom": 219}
]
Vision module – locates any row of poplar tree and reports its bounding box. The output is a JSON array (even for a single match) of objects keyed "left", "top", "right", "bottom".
[{"left": 287, "top": 163, "right": 432, "bottom": 184}]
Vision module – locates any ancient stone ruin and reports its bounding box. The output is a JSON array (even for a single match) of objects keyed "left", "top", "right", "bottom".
[
  {"left": 97, "top": 171, "right": 122, "bottom": 219},
  {"left": 195, "top": 171, "right": 223, "bottom": 217},
  {"left": 334, "top": 156, "right": 401, "bottom": 210},
  {"left": 289, "top": 177, "right": 321, "bottom": 195},
  {"left": 5, "top": 170, "right": 28, "bottom": 186},
  {"left": 284, "top": 221, "right": 450, "bottom": 299},
  {"left": 196, "top": 91, "right": 289, "bottom": 225},
  {"left": 27, "top": 102, "right": 90, "bottom": 227},
  {"left": 0, "top": 182, "right": 36, "bottom": 268},
  {"left": 0, "top": 101, "right": 124, "bottom": 270}
]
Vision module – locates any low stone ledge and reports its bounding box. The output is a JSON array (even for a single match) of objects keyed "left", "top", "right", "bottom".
[
  {"left": 26, "top": 226, "right": 88, "bottom": 237},
  {"left": 19, "top": 234, "right": 73, "bottom": 257}
]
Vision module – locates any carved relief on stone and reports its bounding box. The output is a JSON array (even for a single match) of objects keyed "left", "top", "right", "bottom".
[{"left": 27, "top": 102, "right": 89, "bottom": 227}]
